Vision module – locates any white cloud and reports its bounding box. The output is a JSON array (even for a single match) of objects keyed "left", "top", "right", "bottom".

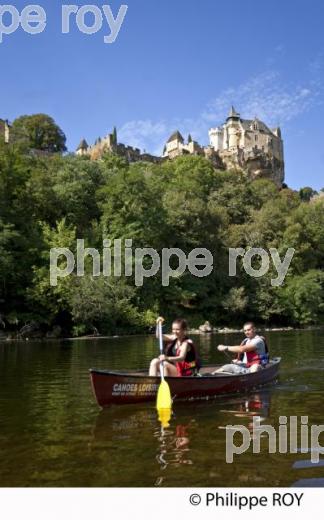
[
  {"left": 203, "top": 71, "right": 320, "bottom": 127},
  {"left": 117, "top": 69, "right": 322, "bottom": 155},
  {"left": 118, "top": 120, "right": 168, "bottom": 155},
  {"left": 118, "top": 116, "right": 209, "bottom": 155}
]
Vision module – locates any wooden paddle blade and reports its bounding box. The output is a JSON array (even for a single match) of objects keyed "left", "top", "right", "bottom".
[
  {"left": 157, "top": 407, "right": 172, "bottom": 428},
  {"left": 156, "top": 380, "right": 172, "bottom": 410}
]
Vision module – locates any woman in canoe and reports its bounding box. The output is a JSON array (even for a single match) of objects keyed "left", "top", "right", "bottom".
[{"left": 149, "top": 317, "right": 200, "bottom": 377}]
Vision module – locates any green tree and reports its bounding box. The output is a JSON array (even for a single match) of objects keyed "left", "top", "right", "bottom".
[
  {"left": 2, "top": 128, "right": 324, "bottom": 334},
  {"left": 0, "top": 142, "right": 43, "bottom": 322},
  {"left": 28, "top": 219, "right": 76, "bottom": 323},
  {"left": 249, "top": 178, "right": 279, "bottom": 209},
  {"left": 12, "top": 114, "right": 67, "bottom": 153},
  {"left": 68, "top": 275, "right": 144, "bottom": 335},
  {"left": 299, "top": 186, "right": 317, "bottom": 202},
  {"left": 0, "top": 219, "right": 20, "bottom": 301},
  {"left": 283, "top": 198, "right": 324, "bottom": 273},
  {"left": 222, "top": 286, "right": 248, "bottom": 316},
  {"left": 98, "top": 160, "right": 168, "bottom": 246},
  {"left": 280, "top": 270, "right": 324, "bottom": 325}
]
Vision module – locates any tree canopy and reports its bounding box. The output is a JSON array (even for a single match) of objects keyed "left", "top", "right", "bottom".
[
  {"left": 0, "top": 132, "right": 323, "bottom": 336},
  {"left": 11, "top": 114, "right": 67, "bottom": 153}
]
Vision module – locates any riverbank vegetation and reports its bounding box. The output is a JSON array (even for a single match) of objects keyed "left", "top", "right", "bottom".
[{"left": 1, "top": 116, "right": 324, "bottom": 337}]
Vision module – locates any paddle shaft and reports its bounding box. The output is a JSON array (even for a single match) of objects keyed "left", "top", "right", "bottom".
[
  {"left": 156, "top": 321, "right": 172, "bottom": 420},
  {"left": 158, "top": 321, "right": 165, "bottom": 380},
  {"left": 223, "top": 349, "right": 233, "bottom": 361}
]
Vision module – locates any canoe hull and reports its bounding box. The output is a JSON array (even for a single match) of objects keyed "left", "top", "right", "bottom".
[{"left": 90, "top": 358, "right": 281, "bottom": 407}]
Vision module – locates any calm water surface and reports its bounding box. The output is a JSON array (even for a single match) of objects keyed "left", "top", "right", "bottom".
[{"left": 0, "top": 330, "right": 323, "bottom": 487}]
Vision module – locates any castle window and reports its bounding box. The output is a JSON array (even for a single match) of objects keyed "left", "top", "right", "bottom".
[{"left": 255, "top": 135, "right": 258, "bottom": 141}]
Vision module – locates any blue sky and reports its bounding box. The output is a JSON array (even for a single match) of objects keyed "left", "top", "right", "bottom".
[{"left": 1, "top": 0, "right": 324, "bottom": 189}]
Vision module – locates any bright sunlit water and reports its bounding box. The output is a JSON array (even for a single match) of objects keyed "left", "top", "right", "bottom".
[{"left": 0, "top": 330, "right": 323, "bottom": 487}]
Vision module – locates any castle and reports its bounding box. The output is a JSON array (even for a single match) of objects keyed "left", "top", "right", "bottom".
[
  {"left": 208, "top": 107, "right": 284, "bottom": 186},
  {"left": 1, "top": 108, "right": 285, "bottom": 186},
  {"left": 76, "top": 127, "right": 160, "bottom": 163},
  {"left": 76, "top": 107, "right": 285, "bottom": 186}
]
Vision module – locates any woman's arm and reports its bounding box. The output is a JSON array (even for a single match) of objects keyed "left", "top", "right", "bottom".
[
  {"left": 155, "top": 316, "right": 174, "bottom": 342},
  {"left": 155, "top": 327, "right": 174, "bottom": 342},
  {"left": 161, "top": 342, "right": 189, "bottom": 363}
]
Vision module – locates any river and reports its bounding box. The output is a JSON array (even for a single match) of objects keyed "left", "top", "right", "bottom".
[{"left": 0, "top": 330, "right": 323, "bottom": 487}]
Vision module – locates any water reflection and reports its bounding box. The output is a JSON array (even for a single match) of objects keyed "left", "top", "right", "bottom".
[
  {"left": 89, "top": 389, "right": 275, "bottom": 486},
  {"left": 155, "top": 421, "right": 194, "bottom": 472},
  {"left": 1, "top": 329, "right": 324, "bottom": 487},
  {"left": 90, "top": 405, "right": 193, "bottom": 462},
  {"left": 292, "top": 478, "right": 324, "bottom": 487},
  {"left": 220, "top": 390, "right": 271, "bottom": 418},
  {"left": 153, "top": 390, "right": 273, "bottom": 485},
  {"left": 218, "top": 390, "right": 271, "bottom": 435}
]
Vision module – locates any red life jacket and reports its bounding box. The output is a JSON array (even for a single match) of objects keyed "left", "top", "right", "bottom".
[
  {"left": 246, "top": 349, "right": 261, "bottom": 367},
  {"left": 241, "top": 336, "right": 269, "bottom": 367},
  {"left": 165, "top": 337, "right": 200, "bottom": 376}
]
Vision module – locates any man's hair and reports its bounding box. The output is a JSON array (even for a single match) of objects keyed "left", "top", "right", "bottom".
[
  {"left": 243, "top": 321, "right": 256, "bottom": 329},
  {"left": 172, "top": 318, "right": 188, "bottom": 331}
]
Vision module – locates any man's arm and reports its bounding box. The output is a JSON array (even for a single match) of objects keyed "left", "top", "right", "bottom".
[{"left": 218, "top": 342, "right": 256, "bottom": 354}]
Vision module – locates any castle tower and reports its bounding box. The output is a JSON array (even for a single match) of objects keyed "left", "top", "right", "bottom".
[
  {"left": 226, "top": 106, "right": 241, "bottom": 149},
  {"left": 4, "top": 120, "right": 10, "bottom": 143},
  {"left": 76, "top": 138, "right": 89, "bottom": 156},
  {"left": 113, "top": 126, "right": 117, "bottom": 145},
  {"left": 1, "top": 119, "right": 11, "bottom": 144},
  {"left": 164, "top": 130, "right": 185, "bottom": 158},
  {"left": 227, "top": 106, "right": 240, "bottom": 121},
  {"left": 209, "top": 126, "right": 223, "bottom": 151}
]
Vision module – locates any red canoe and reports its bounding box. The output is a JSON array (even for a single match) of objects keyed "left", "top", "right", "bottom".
[{"left": 89, "top": 357, "right": 281, "bottom": 407}]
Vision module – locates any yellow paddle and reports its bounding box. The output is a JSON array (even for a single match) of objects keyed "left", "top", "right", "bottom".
[{"left": 156, "top": 320, "right": 172, "bottom": 427}]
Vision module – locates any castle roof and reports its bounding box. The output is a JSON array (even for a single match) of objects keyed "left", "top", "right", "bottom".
[
  {"left": 227, "top": 106, "right": 240, "bottom": 119},
  {"left": 167, "top": 130, "right": 184, "bottom": 143},
  {"left": 77, "top": 138, "right": 88, "bottom": 150},
  {"left": 240, "top": 119, "right": 253, "bottom": 130},
  {"left": 240, "top": 118, "right": 273, "bottom": 135},
  {"left": 0, "top": 118, "right": 11, "bottom": 126},
  {"left": 272, "top": 127, "right": 282, "bottom": 138}
]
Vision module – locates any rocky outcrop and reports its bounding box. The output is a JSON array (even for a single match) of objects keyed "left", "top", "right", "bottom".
[
  {"left": 244, "top": 152, "right": 284, "bottom": 188},
  {"left": 19, "top": 321, "right": 43, "bottom": 339},
  {"left": 199, "top": 321, "right": 213, "bottom": 333}
]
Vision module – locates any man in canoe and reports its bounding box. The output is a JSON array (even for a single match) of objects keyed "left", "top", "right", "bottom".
[
  {"left": 213, "top": 322, "right": 269, "bottom": 374},
  {"left": 149, "top": 317, "right": 200, "bottom": 377}
]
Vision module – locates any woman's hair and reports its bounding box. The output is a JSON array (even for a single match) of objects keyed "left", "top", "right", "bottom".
[{"left": 172, "top": 318, "right": 188, "bottom": 331}]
